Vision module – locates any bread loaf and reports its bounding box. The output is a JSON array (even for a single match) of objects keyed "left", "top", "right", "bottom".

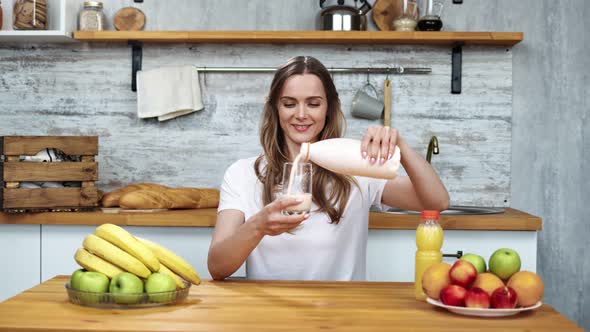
[
  {"left": 101, "top": 183, "right": 170, "bottom": 207},
  {"left": 119, "top": 188, "right": 220, "bottom": 209}
]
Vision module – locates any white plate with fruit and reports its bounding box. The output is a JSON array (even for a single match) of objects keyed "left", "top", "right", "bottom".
[
  {"left": 427, "top": 297, "right": 542, "bottom": 317},
  {"left": 421, "top": 249, "right": 545, "bottom": 317}
]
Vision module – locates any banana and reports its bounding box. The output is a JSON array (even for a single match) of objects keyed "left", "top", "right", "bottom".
[
  {"left": 158, "top": 263, "right": 187, "bottom": 289},
  {"left": 137, "top": 237, "right": 201, "bottom": 285},
  {"left": 83, "top": 234, "right": 151, "bottom": 279},
  {"left": 94, "top": 223, "right": 160, "bottom": 272},
  {"left": 74, "top": 248, "right": 123, "bottom": 279}
]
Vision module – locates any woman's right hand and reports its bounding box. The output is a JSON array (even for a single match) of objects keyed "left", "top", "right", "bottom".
[{"left": 252, "top": 197, "right": 309, "bottom": 236}]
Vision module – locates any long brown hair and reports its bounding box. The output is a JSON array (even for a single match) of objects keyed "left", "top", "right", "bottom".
[{"left": 254, "top": 56, "right": 353, "bottom": 223}]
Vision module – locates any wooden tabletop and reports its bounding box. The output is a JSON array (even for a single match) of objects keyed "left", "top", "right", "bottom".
[
  {"left": 0, "top": 276, "right": 580, "bottom": 332},
  {"left": 0, "top": 208, "right": 541, "bottom": 231}
]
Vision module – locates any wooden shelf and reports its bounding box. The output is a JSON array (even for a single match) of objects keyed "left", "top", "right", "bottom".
[
  {"left": 73, "top": 30, "right": 523, "bottom": 46},
  {"left": 0, "top": 208, "right": 541, "bottom": 230}
]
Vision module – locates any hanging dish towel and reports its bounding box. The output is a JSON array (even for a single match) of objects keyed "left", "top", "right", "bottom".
[{"left": 137, "top": 65, "right": 204, "bottom": 121}]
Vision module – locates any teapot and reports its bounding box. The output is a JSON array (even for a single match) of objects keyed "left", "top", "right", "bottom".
[{"left": 318, "top": 0, "right": 372, "bottom": 31}]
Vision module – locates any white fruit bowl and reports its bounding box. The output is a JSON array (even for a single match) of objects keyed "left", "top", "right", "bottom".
[
  {"left": 426, "top": 297, "right": 542, "bottom": 317},
  {"left": 65, "top": 281, "right": 191, "bottom": 308}
]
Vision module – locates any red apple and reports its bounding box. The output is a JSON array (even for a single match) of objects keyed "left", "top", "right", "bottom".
[
  {"left": 439, "top": 285, "right": 467, "bottom": 307},
  {"left": 449, "top": 260, "right": 478, "bottom": 289},
  {"left": 490, "top": 286, "right": 518, "bottom": 309},
  {"left": 464, "top": 287, "right": 491, "bottom": 308}
]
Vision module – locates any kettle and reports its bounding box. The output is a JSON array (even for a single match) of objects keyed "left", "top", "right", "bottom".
[{"left": 318, "top": 0, "right": 372, "bottom": 31}]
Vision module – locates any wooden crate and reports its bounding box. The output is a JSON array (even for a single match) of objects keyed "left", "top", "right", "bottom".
[{"left": 0, "top": 136, "right": 99, "bottom": 211}]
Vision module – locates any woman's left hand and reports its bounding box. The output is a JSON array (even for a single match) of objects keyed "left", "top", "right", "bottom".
[{"left": 361, "top": 126, "right": 398, "bottom": 164}]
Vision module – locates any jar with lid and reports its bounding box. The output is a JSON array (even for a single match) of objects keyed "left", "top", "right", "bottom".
[
  {"left": 12, "top": 0, "right": 47, "bottom": 30},
  {"left": 392, "top": 0, "right": 418, "bottom": 31},
  {"left": 78, "top": 1, "right": 105, "bottom": 31}
]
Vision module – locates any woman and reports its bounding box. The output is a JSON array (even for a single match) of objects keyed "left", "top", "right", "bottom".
[{"left": 208, "top": 56, "right": 449, "bottom": 281}]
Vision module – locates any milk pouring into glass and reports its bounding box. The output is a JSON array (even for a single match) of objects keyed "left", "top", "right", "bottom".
[
  {"left": 282, "top": 138, "right": 402, "bottom": 214},
  {"left": 282, "top": 159, "right": 313, "bottom": 215}
]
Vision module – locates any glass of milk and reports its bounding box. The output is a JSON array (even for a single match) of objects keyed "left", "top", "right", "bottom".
[{"left": 280, "top": 161, "right": 313, "bottom": 216}]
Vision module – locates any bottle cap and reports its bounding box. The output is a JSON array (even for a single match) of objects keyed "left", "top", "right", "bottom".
[{"left": 421, "top": 210, "right": 439, "bottom": 220}]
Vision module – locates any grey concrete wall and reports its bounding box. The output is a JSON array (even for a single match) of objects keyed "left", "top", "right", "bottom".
[
  {"left": 443, "top": 0, "right": 589, "bottom": 329},
  {"left": 0, "top": 0, "right": 588, "bottom": 329},
  {"left": 0, "top": 43, "right": 512, "bottom": 206}
]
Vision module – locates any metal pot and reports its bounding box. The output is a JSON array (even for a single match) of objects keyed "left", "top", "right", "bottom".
[{"left": 318, "top": 0, "right": 372, "bottom": 31}]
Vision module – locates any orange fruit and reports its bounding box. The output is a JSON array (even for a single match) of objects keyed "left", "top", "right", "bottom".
[
  {"left": 472, "top": 272, "right": 505, "bottom": 298},
  {"left": 421, "top": 262, "right": 452, "bottom": 300},
  {"left": 507, "top": 271, "right": 544, "bottom": 307}
]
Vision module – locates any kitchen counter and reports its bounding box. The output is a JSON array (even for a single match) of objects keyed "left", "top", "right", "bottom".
[
  {"left": 0, "top": 275, "right": 581, "bottom": 332},
  {"left": 0, "top": 207, "right": 541, "bottom": 230}
]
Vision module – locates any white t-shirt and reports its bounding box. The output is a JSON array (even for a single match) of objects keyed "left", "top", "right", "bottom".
[{"left": 217, "top": 156, "right": 388, "bottom": 281}]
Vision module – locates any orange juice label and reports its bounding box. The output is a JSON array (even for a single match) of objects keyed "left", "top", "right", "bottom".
[{"left": 415, "top": 222, "right": 443, "bottom": 250}]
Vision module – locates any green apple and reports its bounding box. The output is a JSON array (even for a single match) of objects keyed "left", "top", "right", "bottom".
[
  {"left": 145, "top": 273, "right": 177, "bottom": 303},
  {"left": 78, "top": 271, "right": 109, "bottom": 304},
  {"left": 460, "top": 254, "right": 487, "bottom": 274},
  {"left": 109, "top": 272, "right": 144, "bottom": 304},
  {"left": 489, "top": 248, "right": 521, "bottom": 280},
  {"left": 69, "top": 269, "right": 86, "bottom": 290}
]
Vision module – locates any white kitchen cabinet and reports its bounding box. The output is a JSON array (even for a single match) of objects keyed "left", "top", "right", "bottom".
[
  {"left": 0, "top": 225, "right": 41, "bottom": 302},
  {"left": 4, "top": 223, "right": 536, "bottom": 300},
  {"left": 40, "top": 225, "right": 246, "bottom": 283},
  {"left": 366, "top": 230, "right": 537, "bottom": 282},
  {"left": 40, "top": 225, "right": 95, "bottom": 282}
]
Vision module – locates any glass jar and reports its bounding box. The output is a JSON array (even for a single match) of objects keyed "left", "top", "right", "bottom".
[
  {"left": 78, "top": 1, "right": 105, "bottom": 31},
  {"left": 12, "top": 0, "right": 47, "bottom": 30},
  {"left": 392, "top": 0, "right": 418, "bottom": 31}
]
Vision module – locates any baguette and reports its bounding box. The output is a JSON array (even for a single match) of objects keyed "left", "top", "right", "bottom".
[
  {"left": 119, "top": 188, "right": 219, "bottom": 209},
  {"left": 101, "top": 183, "right": 170, "bottom": 207}
]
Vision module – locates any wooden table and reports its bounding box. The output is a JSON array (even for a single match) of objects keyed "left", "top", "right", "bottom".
[{"left": 0, "top": 276, "right": 581, "bottom": 331}]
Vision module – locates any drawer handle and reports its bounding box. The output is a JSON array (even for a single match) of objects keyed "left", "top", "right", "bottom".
[{"left": 443, "top": 250, "right": 463, "bottom": 259}]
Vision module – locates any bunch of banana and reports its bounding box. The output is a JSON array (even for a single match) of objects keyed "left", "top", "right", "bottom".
[
  {"left": 74, "top": 248, "right": 123, "bottom": 279},
  {"left": 72, "top": 223, "right": 200, "bottom": 288},
  {"left": 137, "top": 237, "right": 201, "bottom": 285},
  {"left": 95, "top": 224, "right": 160, "bottom": 272},
  {"left": 83, "top": 234, "right": 151, "bottom": 278}
]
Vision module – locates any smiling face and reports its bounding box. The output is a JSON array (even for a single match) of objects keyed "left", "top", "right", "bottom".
[{"left": 277, "top": 74, "right": 328, "bottom": 159}]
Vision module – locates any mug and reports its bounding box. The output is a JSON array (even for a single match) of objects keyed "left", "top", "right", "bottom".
[{"left": 351, "top": 83, "right": 383, "bottom": 120}]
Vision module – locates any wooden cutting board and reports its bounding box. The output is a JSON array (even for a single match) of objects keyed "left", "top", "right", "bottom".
[
  {"left": 114, "top": 7, "right": 146, "bottom": 31},
  {"left": 372, "top": 0, "right": 419, "bottom": 31}
]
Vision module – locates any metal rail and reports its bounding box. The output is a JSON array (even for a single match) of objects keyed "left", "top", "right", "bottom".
[{"left": 193, "top": 66, "right": 431, "bottom": 75}]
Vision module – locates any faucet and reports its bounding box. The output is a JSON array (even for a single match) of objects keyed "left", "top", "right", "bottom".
[{"left": 426, "top": 136, "right": 439, "bottom": 164}]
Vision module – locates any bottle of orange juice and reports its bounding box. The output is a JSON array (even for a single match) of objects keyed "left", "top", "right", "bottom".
[{"left": 415, "top": 210, "right": 443, "bottom": 301}]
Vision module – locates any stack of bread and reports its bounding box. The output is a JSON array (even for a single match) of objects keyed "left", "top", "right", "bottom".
[{"left": 101, "top": 183, "right": 219, "bottom": 210}]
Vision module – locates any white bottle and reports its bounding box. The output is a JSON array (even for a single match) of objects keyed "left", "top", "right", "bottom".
[{"left": 299, "top": 138, "right": 401, "bottom": 179}]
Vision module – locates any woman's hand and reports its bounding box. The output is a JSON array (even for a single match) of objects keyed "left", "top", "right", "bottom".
[
  {"left": 251, "top": 197, "right": 309, "bottom": 236},
  {"left": 361, "top": 126, "right": 398, "bottom": 164}
]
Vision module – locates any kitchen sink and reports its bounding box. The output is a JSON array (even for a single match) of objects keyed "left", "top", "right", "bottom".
[{"left": 380, "top": 206, "right": 505, "bottom": 215}]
